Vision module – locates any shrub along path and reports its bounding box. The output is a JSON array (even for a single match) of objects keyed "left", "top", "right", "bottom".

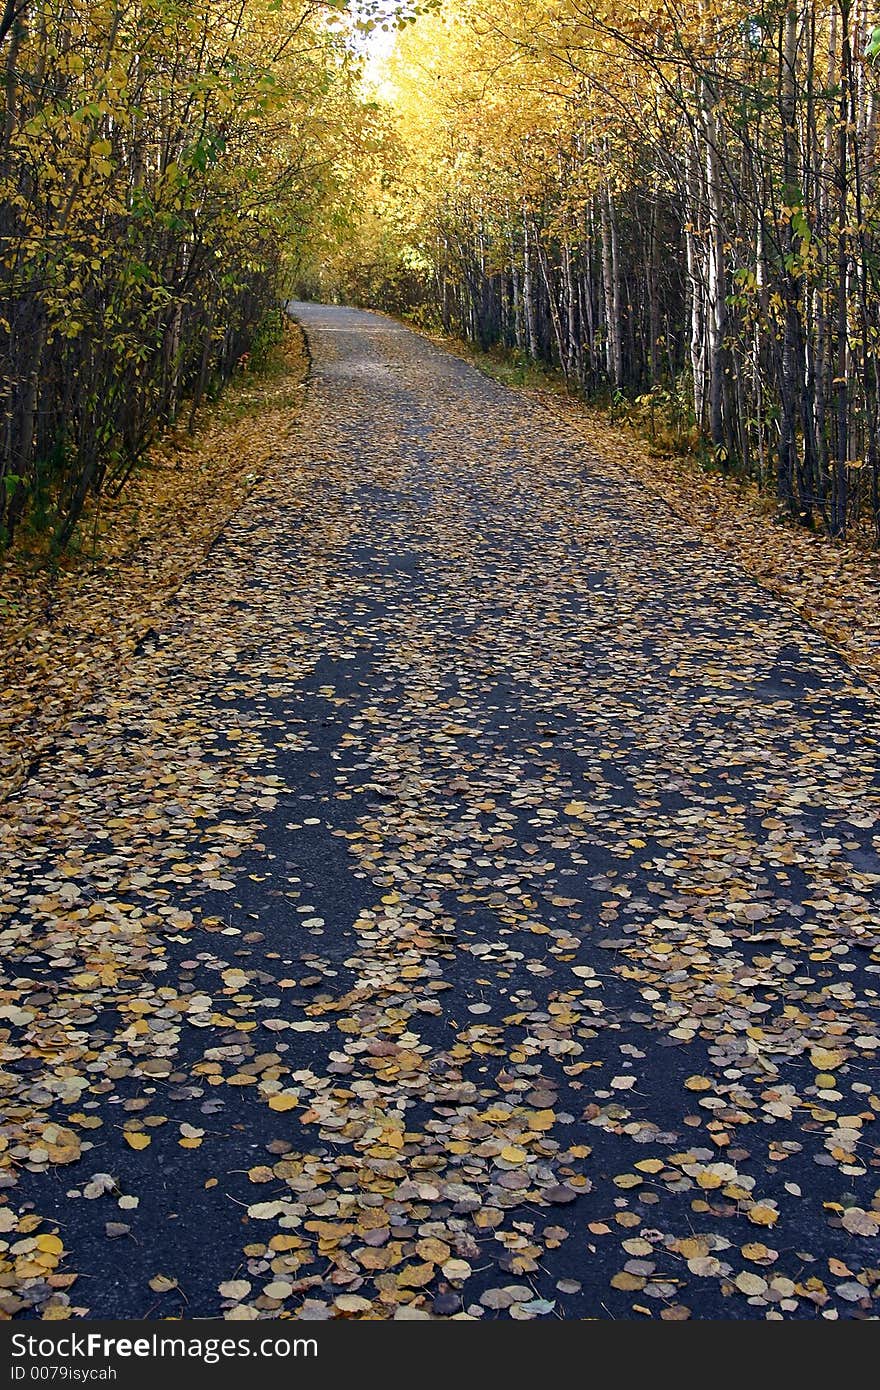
[{"left": 1, "top": 305, "right": 879, "bottom": 1320}]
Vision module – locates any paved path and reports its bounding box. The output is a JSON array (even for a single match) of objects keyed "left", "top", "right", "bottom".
[{"left": 2, "top": 305, "right": 879, "bottom": 1320}]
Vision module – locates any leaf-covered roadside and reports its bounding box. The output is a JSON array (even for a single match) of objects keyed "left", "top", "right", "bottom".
[
  {"left": 440, "top": 333, "right": 880, "bottom": 697},
  {"left": 0, "top": 325, "right": 309, "bottom": 804},
  {"left": 544, "top": 394, "right": 880, "bottom": 699},
  {"left": 1, "top": 306, "right": 879, "bottom": 1322}
]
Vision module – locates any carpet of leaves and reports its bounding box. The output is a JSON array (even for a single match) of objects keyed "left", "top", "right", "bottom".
[
  {"left": 0, "top": 305, "right": 878, "bottom": 1321},
  {"left": 0, "top": 326, "right": 309, "bottom": 803},
  {"left": 517, "top": 386, "right": 880, "bottom": 698}
]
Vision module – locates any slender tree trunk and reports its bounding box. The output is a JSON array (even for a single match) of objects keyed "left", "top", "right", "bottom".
[{"left": 599, "top": 185, "right": 623, "bottom": 388}]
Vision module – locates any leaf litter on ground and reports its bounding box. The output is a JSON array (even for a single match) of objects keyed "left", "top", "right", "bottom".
[{"left": 0, "top": 306, "right": 878, "bottom": 1321}]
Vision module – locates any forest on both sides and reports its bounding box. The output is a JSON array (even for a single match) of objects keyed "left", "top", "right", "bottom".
[{"left": 6, "top": 1, "right": 880, "bottom": 554}]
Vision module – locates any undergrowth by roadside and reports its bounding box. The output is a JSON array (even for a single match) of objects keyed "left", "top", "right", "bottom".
[{"left": 0, "top": 321, "right": 310, "bottom": 802}]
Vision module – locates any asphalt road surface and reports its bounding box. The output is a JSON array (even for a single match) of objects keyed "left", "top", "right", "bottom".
[{"left": 2, "top": 304, "right": 879, "bottom": 1320}]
